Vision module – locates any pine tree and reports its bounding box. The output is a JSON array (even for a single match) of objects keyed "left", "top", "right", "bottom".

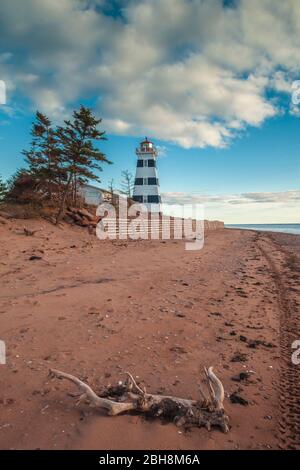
[
  {"left": 23, "top": 111, "right": 60, "bottom": 200},
  {"left": 120, "top": 170, "right": 134, "bottom": 197},
  {"left": 6, "top": 168, "right": 29, "bottom": 192},
  {"left": 55, "top": 105, "right": 111, "bottom": 223},
  {"left": 0, "top": 175, "right": 7, "bottom": 201},
  {"left": 5, "top": 168, "right": 37, "bottom": 203}
]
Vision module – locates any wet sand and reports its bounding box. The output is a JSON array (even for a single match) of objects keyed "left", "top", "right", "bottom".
[{"left": 0, "top": 219, "right": 299, "bottom": 449}]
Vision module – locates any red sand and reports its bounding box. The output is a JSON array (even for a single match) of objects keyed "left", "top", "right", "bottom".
[{"left": 0, "top": 219, "right": 299, "bottom": 449}]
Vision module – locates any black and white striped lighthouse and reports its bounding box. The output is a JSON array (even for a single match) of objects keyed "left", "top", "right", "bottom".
[{"left": 132, "top": 138, "right": 161, "bottom": 212}]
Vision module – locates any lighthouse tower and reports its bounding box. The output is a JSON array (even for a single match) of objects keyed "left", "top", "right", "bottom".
[{"left": 132, "top": 137, "right": 161, "bottom": 212}]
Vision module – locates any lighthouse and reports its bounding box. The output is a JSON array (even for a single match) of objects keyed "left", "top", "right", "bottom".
[{"left": 132, "top": 137, "right": 161, "bottom": 212}]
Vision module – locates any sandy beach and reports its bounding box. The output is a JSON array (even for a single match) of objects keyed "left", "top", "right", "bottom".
[{"left": 0, "top": 219, "right": 299, "bottom": 450}]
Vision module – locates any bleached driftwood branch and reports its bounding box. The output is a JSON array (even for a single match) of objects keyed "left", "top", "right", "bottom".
[{"left": 49, "top": 366, "right": 229, "bottom": 433}]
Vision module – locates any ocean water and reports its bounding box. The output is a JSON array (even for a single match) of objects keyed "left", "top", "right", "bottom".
[{"left": 226, "top": 224, "right": 300, "bottom": 235}]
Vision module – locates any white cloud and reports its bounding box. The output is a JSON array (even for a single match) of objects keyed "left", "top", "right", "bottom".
[
  {"left": 156, "top": 145, "right": 168, "bottom": 158},
  {"left": 162, "top": 189, "right": 300, "bottom": 205},
  {"left": 162, "top": 189, "right": 300, "bottom": 223},
  {"left": 0, "top": 0, "right": 300, "bottom": 147}
]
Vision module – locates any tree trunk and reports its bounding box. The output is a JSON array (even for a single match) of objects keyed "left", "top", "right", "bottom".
[
  {"left": 55, "top": 175, "right": 72, "bottom": 225},
  {"left": 74, "top": 173, "right": 78, "bottom": 206}
]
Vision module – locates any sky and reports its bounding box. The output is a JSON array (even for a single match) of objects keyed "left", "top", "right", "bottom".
[{"left": 0, "top": 0, "right": 300, "bottom": 223}]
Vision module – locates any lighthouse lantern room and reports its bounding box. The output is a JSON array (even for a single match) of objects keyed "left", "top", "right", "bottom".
[{"left": 132, "top": 138, "right": 161, "bottom": 212}]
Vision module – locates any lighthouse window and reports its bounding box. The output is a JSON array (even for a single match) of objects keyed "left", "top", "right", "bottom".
[
  {"left": 137, "top": 160, "right": 144, "bottom": 167},
  {"left": 148, "top": 177, "right": 158, "bottom": 185},
  {"left": 133, "top": 195, "right": 143, "bottom": 203},
  {"left": 147, "top": 195, "right": 160, "bottom": 203},
  {"left": 147, "top": 159, "right": 155, "bottom": 167},
  {"left": 134, "top": 178, "right": 143, "bottom": 185}
]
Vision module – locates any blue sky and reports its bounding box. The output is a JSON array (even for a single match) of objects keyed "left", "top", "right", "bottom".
[{"left": 0, "top": 0, "right": 300, "bottom": 223}]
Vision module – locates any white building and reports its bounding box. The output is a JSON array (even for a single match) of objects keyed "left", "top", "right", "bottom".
[
  {"left": 132, "top": 138, "right": 161, "bottom": 212},
  {"left": 80, "top": 183, "right": 104, "bottom": 206}
]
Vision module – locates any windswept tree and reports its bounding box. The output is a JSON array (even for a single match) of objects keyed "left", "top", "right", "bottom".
[
  {"left": 6, "top": 168, "right": 29, "bottom": 191},
  {"left": 5, "top": 168, "right": 37, "bottom": 204},
  {"left": 119, "top": 170, "right": 134, "bottom": 198},
  {"left": 0, "top": 175, "right": 7, "bottom": 201},
  {"left": 55, "top": 105, "right": 111, "bottom": 223},
  {"left": 22, "top": 112, "right": 60, "bottom": 201},
  {"left": 8, "top": 106, "right": 111, "bottom": 220}
]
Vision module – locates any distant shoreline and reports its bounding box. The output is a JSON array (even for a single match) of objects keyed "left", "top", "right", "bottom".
[{"left": 226, "top": 224, "right": 300, "bottom": 236}]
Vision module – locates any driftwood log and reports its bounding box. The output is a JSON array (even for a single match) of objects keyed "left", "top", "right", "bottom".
[{"left": 49, "top": 366, "right": 229, "bottom": 433}]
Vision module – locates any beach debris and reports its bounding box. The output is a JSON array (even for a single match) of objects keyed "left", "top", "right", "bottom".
[
  {"left": 229, "top": 392, "right": 249, "bottom": 406},
  {"left": 88, "top": 308, "right": 101, "bottom": 315},
  {"left": 175, "top": 312, "right": 186, "bottom": 318},
  {"left": 248, "top": 339, "right": 275, "bottom": 349},
  {"left": 77, "top": 208, "right": 95, "bottom": 222},
  {"left": 23, "top": 227, "right": 39, "bottom": 236},
  {"left": 29, "top": 255, "right": 42, "bottom": 261},
  {"left": 169, "top": 346, "right": 187, "bottom": 354},
  {"left": 49, "top": 366, "right": 230, "bottom": 433},
  {"left": 216, "top": 335, "right": 235, "bottom": 342},
  {"left": 231, "top": 372, "right": 251, "bottom": 382},
  {"left": 231, "top": 352, "right": 248, "bottom": 362},
  {"left": 239, "top": 335, "right": 247, "bottom": 342},
  {"left": 239, "top": 335, "right": 276, "bottom": 349},
  {"left": 64, "top": 206, "right": 101, "bottom": 230}
]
